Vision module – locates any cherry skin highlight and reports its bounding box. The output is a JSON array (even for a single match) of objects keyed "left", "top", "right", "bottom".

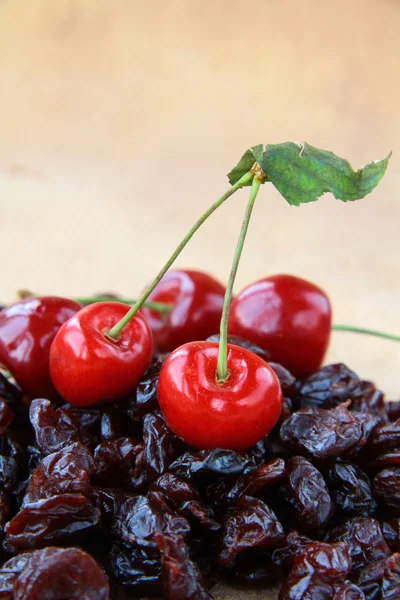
[
  {"left": 49, "top": 301, "right": 153, "bottom": 407},
  {"left": 141, "top": 270, "right": 225, "bottom": 352},
  {"left": 157, "top": 341, "right": 282, "bottom": 450},
  {"left": 0, "top": 296, "right": 82, "bottom": 398},
  {"left": 228, "top": 274, "right": 332, "bottom": 377}
]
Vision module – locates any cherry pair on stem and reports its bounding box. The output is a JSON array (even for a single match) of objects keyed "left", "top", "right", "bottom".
[
  {"left": 0, "top": 142, "right": 392, "bottom": 450},
  {"left": 46, "top": 169, "right": 283, "bottom": 449}
]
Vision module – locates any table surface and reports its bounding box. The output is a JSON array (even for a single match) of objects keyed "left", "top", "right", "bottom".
[{"left": 1, "top": 1, "right": 399, "bottom": 597}]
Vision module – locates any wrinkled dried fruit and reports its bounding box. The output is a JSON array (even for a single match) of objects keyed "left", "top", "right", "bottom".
[
  {"left": 227, "top": 458, "right": 286, "bottom": 503},
  {"left": 151, "top": 473, "right": 220, "bottom": 530},
  {"left": 0, "top": 546, "right": 110, "bottom": 599},
  {"left": 133, "top": 356, "right": 164, "bottom": 419},
  {"left": 25, "top": 442, "right": 95, "bottom": 503},
  {"left": 4, "top": 494, "right": 100, "bottom": 551},
  {"left": 325, "top": 463, "right": 376, "bottom": 516},
  {"left": 170, "top": 449, "right": 257, "bottom": 484},
  {"left": 109, "top": 541, "right": 162, "bottom": 594},
  {"left": 143, "top": 412, "right": 183, "bottom": 479},
  {"left": 332, "top": 582, "right": 365, "bottom": 599},
  {"left": 326, "top": 517, "right": 391, "bottom": 572},
  {"left": 155, "top": 532, "right": 213, "bottom": 600},
  {"left": 280, "top": 403, "right": 379, "bottom": 463},
  {"left": 353, "top": 553, "right": 400, "bottom": 600},
  {"left": 296, "top": 363, "right": 362, "bottom": 409},
  {"left": 218, "top": 495, "right": 284, "bottom": 567},
  {"left": 382, "top": 519, "right": 400, "bottom": 553},
  {"left": 30, "top": 399, "right": 81, "bottom": 455},
  {"left": 94, "top": 437, "right": 144, "bottom": 488},
  {"left": 280, "top": 456, "right": 334, "bottom": 532},
  {"left": 271, "top": 530, "right": 314, "bottom": 574},
  {"left": 373, "top": 467, "right": 400, "bottom": 514},
  {"left": 279, "top": 542, "right": 352, "bottom": 600}
]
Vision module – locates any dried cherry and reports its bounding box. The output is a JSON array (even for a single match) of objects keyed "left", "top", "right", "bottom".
[
  {"left": 217, "top": 495, "right": 284, "bottom": 567},
  {"left": 326, "top": 517, "right": 391, "bottom": 572},
  {"left": 280, "top": 403, "right": 379, "bottom": 463},
  {"left": 0, "top": 546, "right": 110, "bottom": 599},
  {"left": 353, "top": 553, "right": 400, "bottom": 599},
  {"left": 4, "top": 494, "right": 100, "bottom": 551},
  {"left": 325, "top": 463, "right": 376, "bottom": 516},
  {"left": 155, "top": 532, "right": 213, "bottom": 599},
  {"left": 373, "top": 466, "right": 400, "bottom": 514},
  {"left": 296, "top": 363, "right": 362, "bottom": 409},
  {"left": 94, "top": 437, "right": 144, "bottom": 489},
  {"left": 24, "top": 442, "right": 95, "bottom": 503},
  {"left": 279, "top": 542, "right": 352, "bottom": 600},
  {"left": 29, "top": 399, "right": 81, "bottom": 455},
  {"left": 279, "top": 456, "right": 334, "bottom": 533}
]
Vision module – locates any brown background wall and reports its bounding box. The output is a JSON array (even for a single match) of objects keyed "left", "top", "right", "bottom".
[{"left": 0, "top": 2, "right": 399, "bottom": 400}]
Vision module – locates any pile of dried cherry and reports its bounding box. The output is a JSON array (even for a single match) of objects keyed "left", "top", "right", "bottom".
[{"left": 0, "top": 345, "right": 400, "bottom": 599}]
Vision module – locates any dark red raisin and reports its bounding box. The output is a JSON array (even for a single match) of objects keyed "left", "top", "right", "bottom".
[
  {"left": 279, "top": 542, "right": 352, "bottom": 600},
  {"left": 296, "top": 363, "right": 362, "bottom": 409},
  {"left": 217, "top": 495, "right": 284, "bottom": 567},
  {"left": 151, "top": 473, "right": 220, "bottom": 531},
  {"left": 325, "top": 463, "right": 376, "bottom": 516},
  {"left": 155, "top": 532, "right": 214, "bottom": 600},
  {"left": 94, "top": 437, "right": 144, "bottom": 489},
  {"left": 0, "top": 546, "right": 109, "bottom": 599},
  {"left": 278, "top": 456, "right": 334, "bottom": 533},
  {"left": 353, "top": 553, "right": 400, "bottom": 600},
  {"left": 271, "top": 530, "right": 314, "bottom": 574},
  {"left": 4, "top": 494, "right": 100, "bottom": 551},
  {"left": 143, "top": 412, "right": 184, "bottom": 479},
  {"left": 29, "top": 399, "right": 81, "bottom": 455},
  {"left": 226, "top": 458, "right": 286, "bottom": 503},
  {"left": 25, "top": 442, "right": 95, "bottom": 503},
  {"left": 382, "top": 519, "right": 400, "bottom": 553},
  {"left": 280, "top": 403, "right": 379, "bottom": 463},
  {"left": 325, "top": 517, "right": 391, "bottom": 572},
  {"left": 386, "top": 400, "right": 400, "bottom": 422}
]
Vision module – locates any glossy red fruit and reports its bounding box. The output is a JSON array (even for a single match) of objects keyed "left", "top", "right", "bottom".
[
  {"left": 141, "top": 270, "right": 225, "bottom": 352},
  {"left": 49, "top": 302, "right": 153, "bottom": 407},
  {"left": 0, "top": 296, "right": 82, "bottom": 398},
  {"left": 228, "top": 274, "right": 332, "bottom": 377},
  {"left": 157, "top": 341, "right": 282, "bottom": 450}
]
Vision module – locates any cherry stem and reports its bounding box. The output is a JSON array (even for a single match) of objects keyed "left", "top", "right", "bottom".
[
  {"left": 106, "top": 170, "right": 255, "bottom": 341},
  {"left": 73, "top": 297, "right": 173, "bottom": 314},
  {"left": 17, "top": 290, "right": 172, "bottom": 314},
  {"left": 332, "top": 324, "right": 400, "bottom": 343},
  {"left": 216, "top": 175, "right": 262, "bottom": 383}
]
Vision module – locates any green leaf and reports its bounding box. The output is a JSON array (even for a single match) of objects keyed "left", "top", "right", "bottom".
[
  {"left": 260, "top": 142, "right": 391, "bottom": 206},
  {"left": 227, "top": 144, "right": 267, "bottom": 186},
  {"left": 228, "top": 142, "right": 391, "bottom": 205}
]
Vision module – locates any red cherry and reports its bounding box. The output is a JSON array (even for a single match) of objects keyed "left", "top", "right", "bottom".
[
  {"left": 49, "top": 301, "right": 153, "bottom": 407},
  {"left": 140, "top": 270, "right": 225, "bottom": 352},
  {"left": 0, "top": 296, "right": 82, "bottom": 398},
  {"left": 228, "top": 274, "right": 332, "bottom": 377},
  {"left": 157, "top": 341, "right": 282, "bottom": 450}
]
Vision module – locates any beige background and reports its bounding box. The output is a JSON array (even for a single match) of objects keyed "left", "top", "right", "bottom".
[{"left": 0, "top": 1, "right": 399, "bottom": 597}]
